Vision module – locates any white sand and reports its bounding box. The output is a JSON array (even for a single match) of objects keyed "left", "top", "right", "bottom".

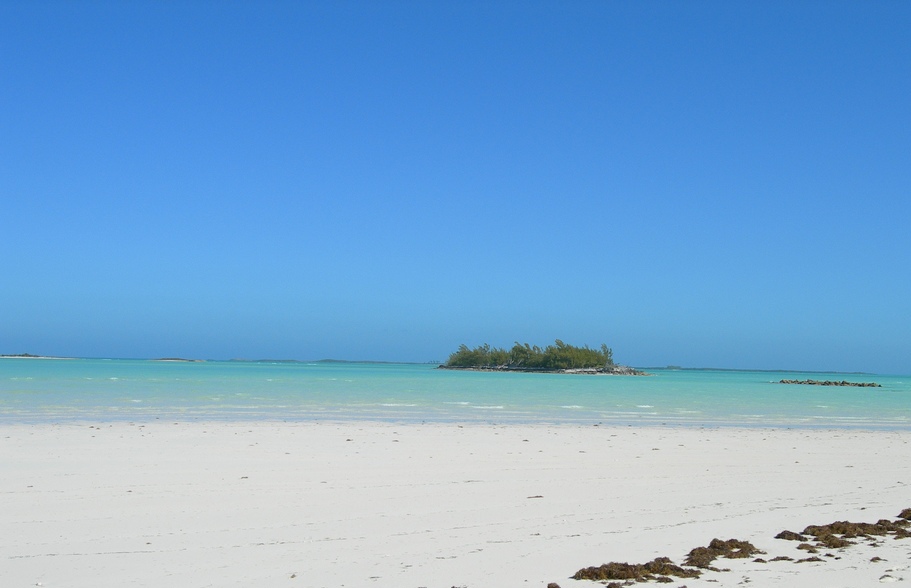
[{"left": 2, "top": 421, "right": 910, "bottom": 587}]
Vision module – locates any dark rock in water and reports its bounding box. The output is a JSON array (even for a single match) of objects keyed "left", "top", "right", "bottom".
[
  {"left": 546, "top": 583, "right": 561, "bottom": 588},
  {"left": 778, "top": 379, "right": 880, "bottom": 387},
  {"left": 775, "top": 530, "right": 806, "bottom": 541},
  {"left": 898, "top": 508, "right": 911, "bottom": 520}
]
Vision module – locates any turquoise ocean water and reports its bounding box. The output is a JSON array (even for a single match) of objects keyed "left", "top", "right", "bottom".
[{"left": 0, "top": 358, "right": 908, "bottom": 428}]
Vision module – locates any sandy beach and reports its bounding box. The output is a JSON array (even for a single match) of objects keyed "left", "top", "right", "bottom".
[{"left": 2, "top": 421, "right": 910, "bottom": 587}]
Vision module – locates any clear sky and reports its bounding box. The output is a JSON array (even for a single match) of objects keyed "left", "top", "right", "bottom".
[{"left": 2, "top": 1, "right": 909, "bottom": 373}]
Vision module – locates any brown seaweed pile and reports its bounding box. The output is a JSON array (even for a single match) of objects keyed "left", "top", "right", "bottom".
[
  {"left": 775, "top": 509, "right": 911, "bottom": 553},
  {"left": 568, "top": 508, "right": 910, "bottom": 586},
  {"left": 572, "top": 556, "right": 700, "bottom": 584},
  {"left": 683, "top": 538, "right": 763, "bottom": 569},
  {"left": 572, "top": 538, "right": 760, "bottom": 584}
]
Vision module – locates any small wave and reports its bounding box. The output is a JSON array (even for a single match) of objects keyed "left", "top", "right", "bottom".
[
  {"left": 471, "top": 405, "right": 504, "bottom": 410},
  {"left": 444, "top": 401, "right": 470, "bottom": 406},
  {"left": 561, "top": 405, "right": 583, "bottom": 409},
  {"left": 636, "top": 405, "right": 654, "bottom": 408},
  {"left": 380, "top": 403, "right": 417, "bottom": 407}
]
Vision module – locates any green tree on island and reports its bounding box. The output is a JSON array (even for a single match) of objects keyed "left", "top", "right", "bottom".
[{"left": 445, "top": 340, "right": 614, "bottom": 370}]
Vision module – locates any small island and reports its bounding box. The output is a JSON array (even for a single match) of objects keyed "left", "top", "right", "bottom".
[{"left": 438, "top": 340, "right": 648, "bottom": 375}]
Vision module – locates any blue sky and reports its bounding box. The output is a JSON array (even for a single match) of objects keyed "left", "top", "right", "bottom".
[{"left": 2, "top": 1, "right": 909, "bottom": 373}]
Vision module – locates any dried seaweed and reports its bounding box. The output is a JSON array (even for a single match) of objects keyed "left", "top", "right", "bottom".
[
  {"left": 571, "top": 507, "right": 911, "bottom": 585},
  {"left": 572, "top": 557, "right": 701, "bottom": 582},
  {"left": 683, "top": 538, "right": 762, "bottom": 569},
  {"left": 800, "top": 517, "right": 911, "bottom": 548}
]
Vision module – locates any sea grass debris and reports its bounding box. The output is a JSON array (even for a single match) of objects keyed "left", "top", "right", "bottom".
[
  {"left": 791, "top": 513, "right": 911, "bottom": 551},
  {"left": 572, "top": 557, "right": 700, "bottom": 582},
  {"left": 684, "top": 538, "right": 762, "bottom": 569},
  {"left": 803, "top": 519, "right": 908, "bottom": 539}
]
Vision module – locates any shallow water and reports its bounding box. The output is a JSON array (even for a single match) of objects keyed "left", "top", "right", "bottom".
[{"left": 1, "top": 358, "right": 908, "bottom": 428}]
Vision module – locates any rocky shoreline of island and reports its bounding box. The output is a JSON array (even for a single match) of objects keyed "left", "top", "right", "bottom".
[{"left": 438, "top": 364, "right": 650, "bottom": 375}]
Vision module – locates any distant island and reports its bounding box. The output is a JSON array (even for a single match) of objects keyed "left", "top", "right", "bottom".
[
  {"left": 0, "top": 353, "right": 73, "bottom": 360},
  {"left": 438, "top": 340, "right": 648, "bottom": 375}
]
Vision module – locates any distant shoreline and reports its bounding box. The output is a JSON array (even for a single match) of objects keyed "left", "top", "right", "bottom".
[
  {"left": 656, "top": 365, "right": 877, "bottom": 376},
  {"left": 0, "top": 354, "right": 75, "bottom": 360},
  {"left": 0, "top": 354, "right": 896, "bottom": 376}
]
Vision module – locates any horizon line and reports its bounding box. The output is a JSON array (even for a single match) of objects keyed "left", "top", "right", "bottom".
[{"left": 0, "top": 353, "right": 891, "bottom": 376}]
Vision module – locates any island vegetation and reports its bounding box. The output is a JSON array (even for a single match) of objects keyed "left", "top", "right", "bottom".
[{"left": 439, "top": 340, "right": 647, "bottom": 375}]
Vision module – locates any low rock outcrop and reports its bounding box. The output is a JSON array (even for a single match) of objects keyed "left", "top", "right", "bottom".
[{"left": 779, "top": 379, "right": 880, "bottom": 387}]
